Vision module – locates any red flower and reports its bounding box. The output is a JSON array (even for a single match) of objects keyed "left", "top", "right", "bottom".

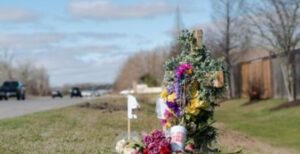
[
  {"left": 159, "top": 145, "right": 171, "bottom": 154},
  {"left": 143, "top": 148, "right": 149, "bottom": 154}
]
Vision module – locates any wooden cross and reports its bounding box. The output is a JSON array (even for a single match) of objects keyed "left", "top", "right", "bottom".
[
  {"left": 192, "top": 29, "right": 224, "bottom": 88},
  {"left": 193, "top": 29, "right": 203, "bottom": 48}
]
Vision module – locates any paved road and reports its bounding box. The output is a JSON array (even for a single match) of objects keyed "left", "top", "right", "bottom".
[{"left": 0, "top": 97, "right": 90, "bottom": 120}]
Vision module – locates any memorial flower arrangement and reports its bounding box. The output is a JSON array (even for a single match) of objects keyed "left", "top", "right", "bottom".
[
  {"left": 115, "top": 130, "right": 171, "bottom": 154},
  {"left": 115, "top": 29, "right": 227, "bottom": 154},
  {"left": 158, "top": 29, "right": 227, "bottom": 153},
  {"left": 141, "top": 130, "right": 171, "bottom": 154}
]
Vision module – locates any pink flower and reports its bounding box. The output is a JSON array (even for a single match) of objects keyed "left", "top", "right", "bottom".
[
  {"left": 143, "top": 135, "right": 153, "bottom": 146},
  {"left": 159, "top": 119, "right": 166, "bottom": 126},
  {"left": 163, "top": 110, "right": 172, "bottom": 119},
  {"left": 152, "top": 130, "right": 164, "bottom": 140},
  {"left": 176, "top": 63, "right": 192, "bottom": 77},
  {"left": 142, "top": 129, "right": 171, "bottom": 154}
]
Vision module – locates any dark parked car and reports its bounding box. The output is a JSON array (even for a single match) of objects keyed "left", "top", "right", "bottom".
[
  {"left": 70, "top": 87, "right": 82, "bottom": 98},
  {"left": 0, "top": 81, "right": 26, "bottom": 100},
  {"left": 52, "top": 91, "right": 63, "bottom": 99}
]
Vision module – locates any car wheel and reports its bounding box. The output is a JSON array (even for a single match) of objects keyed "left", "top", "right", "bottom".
[
  {"left": 4, "top": 96, "right": 8, "bottom": 100},
  {"left": 22, "top": 94, "right": 26, "bottom": 100}
]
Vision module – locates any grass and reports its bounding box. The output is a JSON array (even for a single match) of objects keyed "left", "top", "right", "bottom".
[
  {"left": 0, "top": 95, "right": 160, "bottom": 154},
  {"left": 215, "top": 99, "right": 300, "bottom": 151},
  {"left": 1, "top": 95, "right": 299, "bottom": 153}
]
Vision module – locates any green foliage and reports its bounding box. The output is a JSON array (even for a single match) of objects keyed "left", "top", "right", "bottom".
[{"left": 162, "top": 30, "right": 228, "bottom": 153}]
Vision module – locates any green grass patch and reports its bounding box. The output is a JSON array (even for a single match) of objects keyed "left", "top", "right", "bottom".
[
  {"left": 216, "top": 99, "right": 300, "bottom": 150},
  {"left": 0, "top": 95, "right": 160, "bottom": 154},
  {"left": 1, "top": 95, "right": 299, "bottom": 153}
]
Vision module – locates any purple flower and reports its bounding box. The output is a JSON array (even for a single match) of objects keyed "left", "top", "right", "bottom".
[
  {"left": 166, "top": 101, "right": 180, "bottom": 117},
  {"left": 143, "top": 135, "right": 153, "bottom": 146},
  {"left": 167, "top": 84, "right": 174, "bottom": 93},
  {"left": 174, "top": 64, "right": 192, "bottom": 100},
  {"left": 174, "top": 80, "right": 180, "bottom": 99}
]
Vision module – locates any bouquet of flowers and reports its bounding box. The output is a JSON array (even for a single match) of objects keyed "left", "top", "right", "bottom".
[
  {"left": 115, "top": 129, "right": 171, "bottom": 154},
  {"left": 158, "top": 29, "right": 227, "bottom": 153},
  {"left": 140, "top": 129, "right": 171, "bottom": 154}
]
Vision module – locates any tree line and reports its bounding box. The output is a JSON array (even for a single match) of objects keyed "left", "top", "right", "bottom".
[
  {"left": 113, "top": 47, "right": 171, "bottom": 91},
  {"left": 0, "top": 51, "right": 50, "bottom": 96},
  {"left": 114, "top": 0, "right": 300, "bottom": 102}
]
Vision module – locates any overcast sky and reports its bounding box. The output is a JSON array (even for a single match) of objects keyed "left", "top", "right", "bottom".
[{"left": 0, "top": 0, "right": 212, "bottom": 86}]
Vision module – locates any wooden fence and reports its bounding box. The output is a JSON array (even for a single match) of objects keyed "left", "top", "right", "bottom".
[
  {"left": 240, "top": 59, "right": 272, "bottom": 98},
  {"left": 231, "top": 50, "right": 300, "bottom": 99}
]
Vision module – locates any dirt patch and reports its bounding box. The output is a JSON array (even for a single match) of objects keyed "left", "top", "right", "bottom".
[
  {"left": 270, "top": 100, "right": 300, "bottom": 111},
  {"left": 78, "top": 102, "right": 127, "bottom": 113},
  {"left": 215, "top": 123, "right": 299, "bottom": 154}
]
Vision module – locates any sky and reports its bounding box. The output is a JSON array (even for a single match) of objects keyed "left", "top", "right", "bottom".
[{"left": 0, "top": 0, "right": 212, "bottom": 87}]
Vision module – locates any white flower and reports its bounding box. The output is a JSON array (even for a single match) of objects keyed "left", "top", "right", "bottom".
[
  {"left": 123, "top": 147, "right": 136, "bottom": 154},
  {"left": 115, "top": 139, "right": 127, "bottom": 153}
]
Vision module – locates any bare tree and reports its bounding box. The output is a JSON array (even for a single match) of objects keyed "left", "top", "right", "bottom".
[
  {"left": 113, "top": 48, "right": 168, "bottom": 91},
  {"left": 210, "top": 0, "right": 247, "bottom": 98},
  {"left": 16, "top": 61, "right": 50, "bottom": 96},
  {"left": 0, "top": 49, "right": 14, "bottom": 81},
  {"left": 249, "top": 0, "right": 300, "bottom": 101},
  {"left": 0, "top": 51, "right": 50, "bottom": 96}
]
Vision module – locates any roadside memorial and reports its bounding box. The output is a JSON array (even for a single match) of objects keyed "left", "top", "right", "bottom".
[{"left": 115, "top": 29, "right": 227, "bottom": 154}]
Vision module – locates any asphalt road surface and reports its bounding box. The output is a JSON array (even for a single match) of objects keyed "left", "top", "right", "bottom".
[{"left": 0, "top": 97, "right": 90, "bottom": 120}]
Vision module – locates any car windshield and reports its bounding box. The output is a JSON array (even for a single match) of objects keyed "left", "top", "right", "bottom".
[{"left": 2, "top": 82, "right": 18, "bottom": 88}]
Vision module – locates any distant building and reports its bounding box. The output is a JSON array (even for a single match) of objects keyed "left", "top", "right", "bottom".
[{"left": 120, "top": 83, "right": 162, "bottom": 95}]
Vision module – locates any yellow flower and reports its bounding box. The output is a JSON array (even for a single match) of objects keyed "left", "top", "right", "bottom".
[
  {"left": 185, "top": 98, "right": 209, "bottom": 115},
  {"left": 185, "top": 105, "right": 200, "bottom": 115},
  {"left": 192, "top": 98, "right": 201, "bottom": 108},
  {"left": 167, "top": 93, "right": 176, "bottom": 102},
  {"left": 160, "top": 89, "right": 168, "bottom": 101},
  {"left": 165, "top": 121, "right": 172, "bottom": 128}
]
